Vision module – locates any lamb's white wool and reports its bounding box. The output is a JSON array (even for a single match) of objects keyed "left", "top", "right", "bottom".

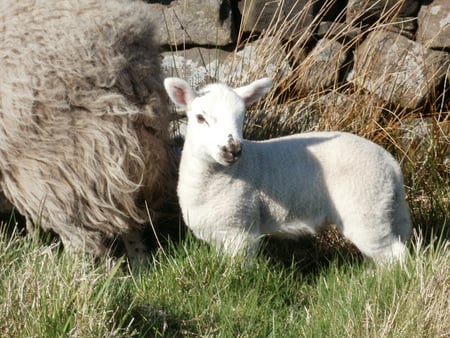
[{"left": 164, "top": 77, "right": 412, "bottom": 264}]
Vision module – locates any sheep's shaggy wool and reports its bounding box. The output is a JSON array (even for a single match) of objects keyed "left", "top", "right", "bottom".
[{"left": 0, "top": 0, "right": 175, "bottom": 257}]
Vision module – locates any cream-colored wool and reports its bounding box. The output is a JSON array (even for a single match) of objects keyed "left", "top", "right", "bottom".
[{"left": 0, "top": 0, "right": 174, "bottom": 258}]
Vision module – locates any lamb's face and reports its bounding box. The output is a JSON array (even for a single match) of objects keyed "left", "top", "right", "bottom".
[
  {"left": 164, "top": 77, "right": 272, "bottom": 166},
  {"left": 189, "top": 85, "right": 245, "bottom": 167}
]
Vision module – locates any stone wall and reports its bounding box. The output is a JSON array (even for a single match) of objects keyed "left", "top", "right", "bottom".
[{"left": 144, "top": 0, "right": 449, "bottom": 117}]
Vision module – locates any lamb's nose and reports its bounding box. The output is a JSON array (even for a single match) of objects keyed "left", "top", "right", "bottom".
[
  {"left": 228, "top": 134, "right": 242, "bottom": 156},
  {"left": 220, "top": 135, "right": 243, "bottom": 165},
  {"left": 232, "top": 142, "right": 242, "bottom": 159}
]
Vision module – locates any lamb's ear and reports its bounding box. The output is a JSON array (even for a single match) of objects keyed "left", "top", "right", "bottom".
[
  {"left": 164, "top": 77, "right": 197, "bottom": 108},
  {"left": 234, "top": 78, "right": 272, "bottom": 106}
]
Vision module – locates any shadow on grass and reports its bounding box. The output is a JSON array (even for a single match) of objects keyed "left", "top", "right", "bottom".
[
  {"left": 0, "top": 205, "right": 187, "bottom": 262},
  {"left": 0, "top": 209, "right": 63, "bottom": 250},
  {"left": 125, "top": 305, "right": 200, "bottom": 338},
  {"left": 0, "top": 210, "right": 26, "bottom": 237},
  {"left": 261, "top": 226, "right": 365, "bottom": 276}
]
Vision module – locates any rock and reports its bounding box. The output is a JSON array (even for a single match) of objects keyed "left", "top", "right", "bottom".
[
  {"left": 295, "top": 38, "right": 349, "bottom": 92},
  {"left": 245, "top": 85, "right": 411, "bottom": 142},
  {"left": 161, "top": 47, "right": 231, "bottom": 88},
  {"left": 238, "top": 0, "right": 315, "bottom": 38},
  {"left": 383, "top": 16, "right": 417, "bottom": 39},
  {"left": 316, "top": 21, "right": 362, "bottom": 41},
  {"left": 155, "top": 0, "right": 448, "bottom": 125},
  {"left": 161, "top": 39, "right": 290, "bottom": 88},
  {"left": 144, "top": 0, "right": 233, "bottom": 46},
  {"left": 244, "top": 101, "right": 320, "bottom": 140},
  {"left": 346, "top": 0, "right": 420, "bottom": 26},
  {"left": 316, "top": 91, "right": 390, "bottom": 137},
  {"left": 398, "top": 117, "right": 434, "bottom": 146},
  {"left": 417, "top": 0, "right": 450, "bottom": 49},
  {"left": 350, "top": 30, "right": 450, "bottom": 109},
  {"left": 316, "top": 92, "right": 365, "bottom": 126},
  {"left": 217, "top": 40, "right": 291, "bottom": 85}
]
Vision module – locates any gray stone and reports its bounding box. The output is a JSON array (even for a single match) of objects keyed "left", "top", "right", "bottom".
[
  {"left": 245, "top": 101, "right": 320, "bottom": 140},
  {"left": 398, "top": 117, "right": 434, "bottom": 145},
  {"left": 238, "top": 0, "right": 315, "bottom": 38},
  {"left": 161, "top": 40, "right": 290, "bottom": 87},
  {"left": 417, "top": 0, "right": 450, "bottom": 49},
  {"left": 397, "top": 117, "right": 450, "bottom": 168},
  {"left": 218, "top": 40, "right": 291, "bottom": 85},
  {"left": 346, "top": 0, "right": 420, "bottom": 25},
  {"left": 296, "top": 38, "right": 349, "bottom": 92},
  {"left": 161, "top": 47, "right": 231, "bottom": 88},
  {"left": 316, "top": 21, "right": 362, "bottom": 41},
  {"left": 315, "top": 91, "right": 388, "bottom": 134},
  {"left": 383, "top": 16, "right": 417, "bottom": 39},
  {"left": 145, "top": 1, "right": 233, "bottom": 46},
  {"left": 351, "top": 30, "right": 450, "bottom": 109},
  {"left": 316, "top": 92, "right": 360, "bottom": 126}
]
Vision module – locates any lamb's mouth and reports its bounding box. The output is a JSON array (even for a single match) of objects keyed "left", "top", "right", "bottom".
[
  {"left": 219, "top": 144, "right": 242, "bottom": 165},
  {"left": 223, "top": 150, "right": 242, "bottom": 164}
]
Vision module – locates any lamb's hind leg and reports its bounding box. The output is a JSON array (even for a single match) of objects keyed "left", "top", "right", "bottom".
[
  {"left": 391, "top": 186, "right": 412, "bottom": 243},
  {"left": 208, "top": 225, "right": 262, "bottom": 258},
  {"left": 374, "top": 192, "right": 412, "bottom": 264},
  {"left": 338, "top": 184, "right": 411, "bottom": 264},
  {"left": 367, "top": 184, "right": 412, "bottom": 264},
  {"left": 340, "top": 215, "right": 409, "bottom": 265}
]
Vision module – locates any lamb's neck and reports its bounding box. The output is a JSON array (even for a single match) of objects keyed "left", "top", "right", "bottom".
[
  {"left": 180, "top": 140, "right": 266, "bottom": 191},
  {"left": 179, "top": 145, "right": 230, "bottom": 180}
]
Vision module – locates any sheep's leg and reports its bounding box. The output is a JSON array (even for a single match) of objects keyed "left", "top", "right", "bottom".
[
  {"left": 369, "top": 191, "right": 412, "bottom": 265},
  {"left": 392, "top": 189, "right": 412, "bottom": 243},
  {"left": 341, "top": 216, "right": 408, "bottom": 265},
  {"left": 210, "top": 225, "right": 261, "bottom": 258},
  {"left": 122, "top": 230, "right": 149, "bottom": 264},
  {"left": 336, "top": 183, "right": 411, "bottom": 265},
  {"left": 358, "top": 235, "right": 407, "bottom": 264},
  {"left": 58, "top": 227, "right": 108, "bottom": 257}
]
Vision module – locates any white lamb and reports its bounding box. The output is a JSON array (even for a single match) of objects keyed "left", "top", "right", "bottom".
[{"left": 164, "top": 77, "right": 412, "bottom": 264}]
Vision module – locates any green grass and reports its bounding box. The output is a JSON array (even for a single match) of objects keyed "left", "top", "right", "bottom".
[{"left": 1, "top": 226, "right": 449, "bottom": 337}]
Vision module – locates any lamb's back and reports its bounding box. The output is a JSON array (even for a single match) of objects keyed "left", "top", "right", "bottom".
[
  {"left": 250, "top": 131, "right": 399, "bottom": 181},
  {"left": 245, "top": 131, "right": 401, "bottom": 211}
]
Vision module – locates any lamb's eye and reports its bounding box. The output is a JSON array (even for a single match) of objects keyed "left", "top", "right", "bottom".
[{"left": 196, "top": 114, "right": 207, "bottom": 125}]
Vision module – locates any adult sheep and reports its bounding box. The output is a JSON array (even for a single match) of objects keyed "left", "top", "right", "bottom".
[
  {"left": 164, "top": 77, "right": 412, "bottom": 264},
  {"left": 0, "top": 0, "right": 176, "bottom": 260}
]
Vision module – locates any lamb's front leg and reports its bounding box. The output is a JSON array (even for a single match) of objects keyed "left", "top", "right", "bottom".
[{"left": 208, "top": 222, "right": 262, "bottom": 258}]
